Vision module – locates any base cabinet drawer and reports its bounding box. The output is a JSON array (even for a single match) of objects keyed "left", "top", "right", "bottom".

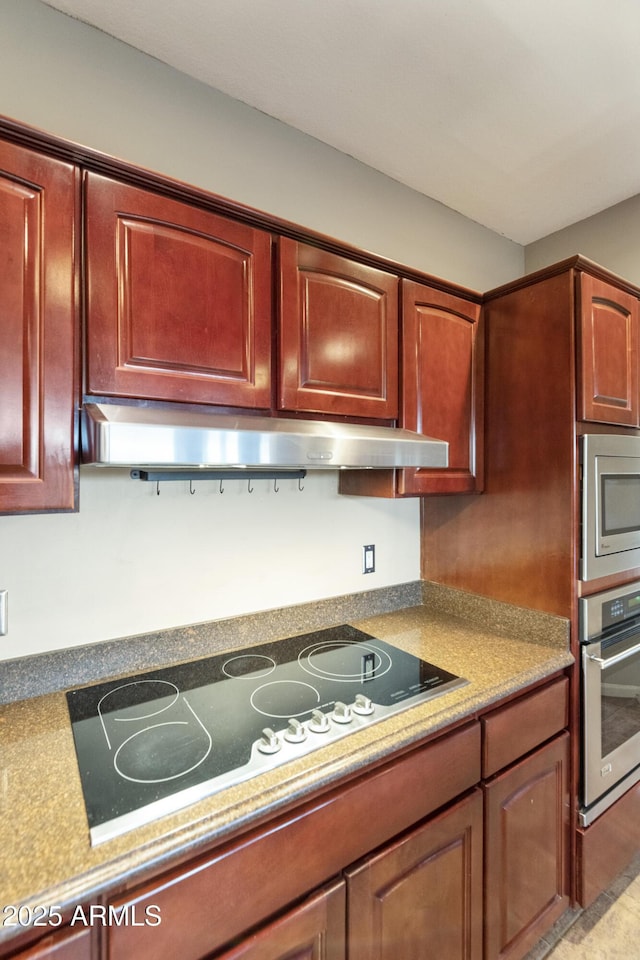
[{"left": 481, "top": 677, "right": 568, "bottom": 778}]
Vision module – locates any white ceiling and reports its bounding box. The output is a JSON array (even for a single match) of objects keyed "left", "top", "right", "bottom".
[{"left": 42, "top": 0, "right": 640, "bottom": 244}]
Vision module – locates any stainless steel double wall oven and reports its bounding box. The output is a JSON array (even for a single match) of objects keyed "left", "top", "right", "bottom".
[{"left": 580, "top": 434, "right": 640, "bottom": 825}]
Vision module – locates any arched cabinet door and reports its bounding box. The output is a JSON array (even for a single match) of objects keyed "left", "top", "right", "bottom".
[
  {"left": 84, "top": 172, "right": 273, "bottom": 410},
  {"left": 398, "top": 280, "right": 483, "bottom": 495},
  {"left": 0, "top": 139, "right": 77, "bottom": 514},
  {"left": 278, "top": 238, "right": 398, "bottom": 420},
  {"left": 578, "top": 272, "right": 640, "bottom": 426}
]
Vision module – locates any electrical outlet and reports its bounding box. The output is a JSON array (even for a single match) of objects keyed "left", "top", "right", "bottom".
[
  {"left": 363, "top": 544, "right": 375, "bottom": 574},
  {"left": 0, "top": 590, "right": 7, "bottom": 636}
]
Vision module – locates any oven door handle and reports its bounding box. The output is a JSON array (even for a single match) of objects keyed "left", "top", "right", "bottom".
[{"left": 586, "top": 640, "right": 640, "bottom": 669}]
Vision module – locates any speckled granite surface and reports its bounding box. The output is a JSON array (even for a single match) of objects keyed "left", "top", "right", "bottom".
[
  {"left": 0, "top": 583, "right": 572, "bottom": 947},
  {"left": 0, "top": 582, "right": 423, "bottom": 705}
]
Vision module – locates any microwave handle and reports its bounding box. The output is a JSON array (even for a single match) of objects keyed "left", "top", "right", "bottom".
[{"left": 586, "top": 640, "right": 640, "bottom": 669}]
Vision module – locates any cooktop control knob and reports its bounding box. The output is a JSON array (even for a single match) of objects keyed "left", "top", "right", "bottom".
[
  {"left": 332, "top": 701, "right": 353, "bottom": 724},
  {"left": 353, "top": 693, "right": 374, "bottom": 716},
  {"left": 284, "top": 717, "right": 307, "bottom": 743},
  {"left": 309, "top": 708, "right": 331, "bottom": 733},
  {"left": 257, "top": 727, "right": 281, "bottom": 754}
]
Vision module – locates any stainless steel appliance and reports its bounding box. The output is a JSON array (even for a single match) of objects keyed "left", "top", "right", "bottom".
[
  {"left": 66, "top": 625, "right": 467, "bottom": 845},
  {"left": 581, "top": 434, "right": 640, "bottom": 581},
  {"left": 580, "top": 581, "right": 640, "bottom": 825},
  {"left": 81, "top": 403, "right": 449, "bottom": 470}
]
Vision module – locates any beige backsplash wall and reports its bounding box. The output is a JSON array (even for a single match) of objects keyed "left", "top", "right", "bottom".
[{"left": 0, "top": 1, "right": 524, "bottom": 661}]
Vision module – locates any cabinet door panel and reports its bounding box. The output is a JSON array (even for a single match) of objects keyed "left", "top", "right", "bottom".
[
  {"left": 7, "top": 925, "right": 92, "bottom": 959},
  {"left": 484, "top": 733, "right": 570, "bottom": 960},
  {"left": 85, "top": 173, "right": 272, "bottom": 408},
  {"left": 399, "top": 281, "right": 482, "bottom": 494},
  {"left": 346, "top": 789, "right": 483, "bottom": 960},
  {"left": 279, "top": 239, "right": 398, "bottom": 418},
  {"left": 578, "top": 273, "right": 639, "bottom": 425},
  {"left": 217, "top": 880, "right": 345, "bottom": 960},
  {"left": 0, "top": 140, "right": 77, "bottom": 513}
]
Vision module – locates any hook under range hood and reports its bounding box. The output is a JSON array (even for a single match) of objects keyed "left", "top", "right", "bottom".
[{"left": 81, "top": 403, "right": 448, "bottom": 471}]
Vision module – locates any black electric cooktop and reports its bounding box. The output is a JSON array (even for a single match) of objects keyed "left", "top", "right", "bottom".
[{"left": 66, "top": 625, "right": 467, "bottom": 845}]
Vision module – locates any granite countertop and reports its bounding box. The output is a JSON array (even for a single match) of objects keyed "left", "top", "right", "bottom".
[{"left": 0, "top": 583, "right": 572, "bottom": 945}]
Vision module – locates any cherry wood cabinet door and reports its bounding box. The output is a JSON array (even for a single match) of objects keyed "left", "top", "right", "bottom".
[
  {"left": 0, "top": 140, "right": 77, "bottom": 513},
  {"left": 484, "top": 733, "right": 570, "bottom": 960},
  {"left": 5, "top": 925, "right": 92, "bottom": 959},
  {"left": 85, "top": 173, "right": 272, "bottom": 409},
  {"left": 346, "top": 789, "right": 483, "bottom": 960},
  {"left": 216, "top": 880, "right": 345, "bottom": 960},
  {"left": 278, "top": 238, "right": 398, "bottom": 419},
  {"left": 578, "top": 273, "right": 639, "bottom": 426},
  {"left": 399, "top": 280, "right": 482, "bottom": 495}
]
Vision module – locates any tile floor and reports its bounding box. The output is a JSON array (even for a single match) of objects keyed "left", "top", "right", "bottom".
[{"left": 524, "top": 852, "right": 640, "bottom": 959}]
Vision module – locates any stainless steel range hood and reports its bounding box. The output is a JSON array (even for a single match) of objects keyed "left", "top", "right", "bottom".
[{"left": 81, "top": 403, "right": 448, "bottom": 470}]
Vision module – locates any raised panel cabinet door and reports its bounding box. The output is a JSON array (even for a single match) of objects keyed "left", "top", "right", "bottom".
[
  {"left": 484, "top": 733, "right": 570, "bottom": 960},
  {"left": 6, "top": 925, "right": 92, "bottom": 959},
  {"left": 346, "top": 789, "right": 483, "bottom": 960},
  {"left": 278, "top": 238, "right": 399, "bottom": 419},
  {"left": 85, "top": 173, "right": 272, "bottom": 408},
  {"left": 0, "top": 140, "right": 77, "bottom": 513},
  {"left": 399, "top": 280, "right": 482, "bottom": 495},
  {"left": 578, "top": 273, "right": 640, "bottom": 425},
  {"left": 216, "top": 880, "right": 345, "bottom": 960}
]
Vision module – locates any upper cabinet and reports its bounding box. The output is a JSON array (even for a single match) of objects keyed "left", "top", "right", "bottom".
[
  {"left": 84, "top": 173, "right": 273, "bottom": 409},
  {"left": 339, "top": 280, "right": 483, "bottom": 497},
  {"left": 577, "top": 273, "right": 640, "bottom": 426},
  {"left": 398, "top": 280, "right": 483, "bottom": 495},
  {"left": 278, "top": 239, "right": 399, "bottom": 419},
  {"left": 0, "top": 140, "right": 78, "bottom": 514}
]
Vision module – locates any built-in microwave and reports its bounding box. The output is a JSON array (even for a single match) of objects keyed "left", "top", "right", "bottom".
[{"left": 581, "top": 434, "right": 640, "bottom": 581}]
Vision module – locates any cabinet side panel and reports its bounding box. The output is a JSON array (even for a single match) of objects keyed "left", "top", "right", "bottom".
[{"left": 421, "top": 271, "right": 577, "bottom": 618}]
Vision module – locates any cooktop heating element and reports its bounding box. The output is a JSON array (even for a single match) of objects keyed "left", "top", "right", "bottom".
[{"left": 66, "top": 625, "right": 467, "bottom": 844}]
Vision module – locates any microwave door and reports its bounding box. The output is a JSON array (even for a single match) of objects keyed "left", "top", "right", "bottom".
[{"left": 597, "top": 465, "right": 640, "bottom": 557}]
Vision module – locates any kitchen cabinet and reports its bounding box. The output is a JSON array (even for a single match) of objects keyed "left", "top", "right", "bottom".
[
  {"left": 484, "top": 735, "right": 570, "bottom": 960},
  {"left": 106, "top": 723, "right": 480, "bottom": 960},
  {"left": 84, "top": 173, "right": 272, "bottom": 409},
  {"left": 339, "top": 280, "right": 482, "bottom": 497},
  {"left": 215, "top": 880, "right": 345, "bottom": 960},
  {"left": 5, "top": 926, "right": 91, "bottom": 959},
  {"left": 577, "top": 272, "right": 639, "bottom": 426},
  {"left": 482, "top": 679, "right": 570, "bottom": 960},
  {"left": 346, "top": 789, "right": 483, "bottom": 960},
  {"left": 0, "top": 139, "right": 77, "bottom": 513},
  {"left": 398, "top": 281, "right": 483, "bottom": 494},
  {"left": 278, "top": 238, "right": 399, "bottom": 419}
]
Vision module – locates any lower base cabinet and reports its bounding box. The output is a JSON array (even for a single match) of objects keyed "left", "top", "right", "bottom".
[
  {"left": 215, "top": 880, "right": 346, "bottom": 960},
  {"left": 484, "top": 733, "right": 570, "bottom": 960},
  {"left": 5, "top": 927, "right": 92, "bottom": 960},
  {"left": 212, "top": 789, "right": 483, "bottom": 960},
  {"left": 346, "top": 789, "right": 483, "bottom": 960}
]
